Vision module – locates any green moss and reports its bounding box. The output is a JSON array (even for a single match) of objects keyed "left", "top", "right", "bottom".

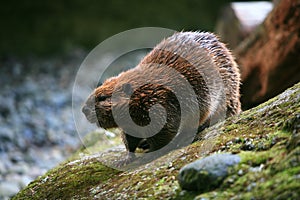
[
  {"left": 239, "top": 151, "right": 272, "bottom": 166},
  {"left": 12, "top": 157, "right": 120, "bottom": 200},
  {"left": 13, "top": 82, "right": 300, "bottom": 199},
  {"left": 1, "top": 0, "right": 231, "bottom": 56}
]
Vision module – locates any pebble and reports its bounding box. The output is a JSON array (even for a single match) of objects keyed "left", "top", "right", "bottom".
[
  {"left": 247, "top": 182, "right": 257, "bottom": 192},
  {"left": 0, "top": 127, "right": 14, "bottom": 142},
  {"left": 238, "top": 169, "right": 244, "bottom": 176},
  {"left": 241, "top": 140, "right": 255, "bottom": 151},
  {"left": 178, "top": 153, "right": 241, "bottom": 192}
]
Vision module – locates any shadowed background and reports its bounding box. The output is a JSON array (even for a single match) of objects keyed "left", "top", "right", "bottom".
[{"left": 0, "top": 0, "right": 257, "bottom": 56}]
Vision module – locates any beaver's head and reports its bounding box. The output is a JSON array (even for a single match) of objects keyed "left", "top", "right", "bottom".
[
  {"left": 82, "top": 74, "right": 137, "bottom": 129},
  {"left": 82, "top": 77, "right": 118, "bottom": 129}
]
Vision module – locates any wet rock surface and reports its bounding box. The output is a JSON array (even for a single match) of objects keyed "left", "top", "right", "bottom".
[
  {"left": 0, "top": 51, "right": 87, "bottom": 199},
  {"left": 178, "top": 153, "right": 241, "bottom": 192}
]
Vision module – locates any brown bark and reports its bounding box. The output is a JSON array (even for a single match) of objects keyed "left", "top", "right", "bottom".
[{"left": 235, "top": 0, "right": 300, "bottom": 109}]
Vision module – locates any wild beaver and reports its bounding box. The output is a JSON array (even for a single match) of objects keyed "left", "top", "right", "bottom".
[{"left": 82, "top": 31, "right": 241, "bottom": 163}]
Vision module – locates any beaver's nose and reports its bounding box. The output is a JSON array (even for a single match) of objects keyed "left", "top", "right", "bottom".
[{"left": 82, "top": 106, "right": 91, "bottom": 116}]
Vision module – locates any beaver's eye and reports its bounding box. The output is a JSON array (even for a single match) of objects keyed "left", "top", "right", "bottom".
[
  {"left": 96, "top": 95, "right": 110, "bottom": 101},
  {"left": 122, "top": 83, "right": 133, "bottom": 95}
]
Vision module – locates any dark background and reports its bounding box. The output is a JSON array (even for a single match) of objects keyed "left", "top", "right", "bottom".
[{"left": 0, "top": 0, "right": 262, "bottom": 57}]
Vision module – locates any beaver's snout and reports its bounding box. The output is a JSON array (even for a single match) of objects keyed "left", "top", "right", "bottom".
[
  {"left": 82, "top": 105, "right": 92, "bottom": 116},
  {"left": 82, "top": 105, "right": 98, "bottom": 123}
]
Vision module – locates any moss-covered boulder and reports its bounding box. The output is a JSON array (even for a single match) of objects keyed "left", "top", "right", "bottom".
[
  {"left": 13, "top": 82, "right": 300, "bottom": 199},
  {"left": 178, "top": 153, "right": 241, "bottom": 192}
]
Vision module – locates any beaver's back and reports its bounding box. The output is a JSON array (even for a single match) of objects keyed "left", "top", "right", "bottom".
[
  {"left": 139, "top": 31, "right": 241, "bottom": 119},
  {"left": 83, "top": 31, "right": 241, "bottom": 159}
]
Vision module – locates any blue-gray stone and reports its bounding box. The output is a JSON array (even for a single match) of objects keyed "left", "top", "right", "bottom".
[{"left": 178, "top": 153, "right": 240, "bottom": 192}]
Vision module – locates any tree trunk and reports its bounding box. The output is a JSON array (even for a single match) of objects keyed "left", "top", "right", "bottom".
[{"left": 235, "top": 0, "right": 300, "bottom": 109}]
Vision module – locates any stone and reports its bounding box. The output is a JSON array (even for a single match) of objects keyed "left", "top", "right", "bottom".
[
  {"left": 0, "top": 127, "right": 14, "bottom": 142},
  {"left": 178, "top": 153, "right": 240, "bottom": 192}
]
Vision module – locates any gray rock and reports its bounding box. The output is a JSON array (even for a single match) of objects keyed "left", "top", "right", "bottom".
[
  {"left": 0, "top": 127, "right": 14, "bottom": 142},
  {"left": 178, "top": 153, "right": 240, "bottom": 192}
]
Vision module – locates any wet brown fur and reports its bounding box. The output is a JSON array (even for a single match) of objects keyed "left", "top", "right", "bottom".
[{"left": 82, "top": 31, "right": 241, "bottom": 156}]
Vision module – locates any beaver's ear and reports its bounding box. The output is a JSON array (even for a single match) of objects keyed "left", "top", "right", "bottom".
[{"left": 122, "top": 83, "right": 133, "bottom": 95}]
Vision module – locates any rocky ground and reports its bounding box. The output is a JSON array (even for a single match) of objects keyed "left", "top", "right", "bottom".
[
  {"left": 0, "top": 51, "right": 87, "bottom": 199},
  {"left": 12, "top": 81, "right": 300, "bottom": 199}
]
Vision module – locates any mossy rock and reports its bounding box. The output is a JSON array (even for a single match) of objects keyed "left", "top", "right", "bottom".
[{"left": 13, "top": 82, "right": 300, "bottom": 199}]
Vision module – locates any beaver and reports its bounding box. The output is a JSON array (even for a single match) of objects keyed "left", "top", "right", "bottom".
[{"left": 82, "top": 31, "right": 241, "bottom": 162}]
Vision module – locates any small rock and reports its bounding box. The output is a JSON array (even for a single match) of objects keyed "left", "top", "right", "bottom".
[
  {"left": 226, "top": 141, "right": 233, "bottom": 146},
  {"left": 249, "top": 164, "right": 264, "bottom": 172},
  {"left": 241, "top": 141, "right": 255, "bottom": 151},
  {"left": 238, "top": 169, "right": 244, "bottom": 176},
  {"left": 226, "top": 177, "right": 235, "bottom": 184},
  {"left": 0, "top": 127, "right": 14, "bottom": 142},
  {"left": 247, "top": 182, "right": 257, "bottom": 192},
  {"left": 178, "top": 153, "right": 241, "bottom": 192},
  {"left": 294, "top": 174, "right": 300, "bottom": 179}
]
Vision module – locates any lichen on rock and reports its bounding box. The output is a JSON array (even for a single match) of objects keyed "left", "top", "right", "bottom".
[
  {"left": 178, "top": 153, "right": 241, "bottom": 192},
  {"left": 12, "top": 82, "right": 300, "bottom": 200}
]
